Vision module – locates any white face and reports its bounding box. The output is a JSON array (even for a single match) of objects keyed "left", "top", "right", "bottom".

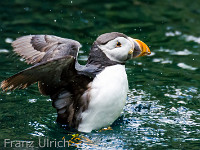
[{"left": 98, "top": 37, "right": 134, "bottom": 63}]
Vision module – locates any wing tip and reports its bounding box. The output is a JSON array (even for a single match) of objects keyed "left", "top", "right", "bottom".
[
  {"left": 1, "top": 79, "right": 29, "bottom": 92},
  {"left": 1, "top": 80, "right": 10, "bottom": 91},
  {"left": 12, "top": 35, "right": 33, "bottom": 47}
]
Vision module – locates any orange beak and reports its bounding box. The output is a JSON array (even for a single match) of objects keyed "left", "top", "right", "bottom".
[{"left": 128, "top": 38, "right": 151, "bottom": 58}]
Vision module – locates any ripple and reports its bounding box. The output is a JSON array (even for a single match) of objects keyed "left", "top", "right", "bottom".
[
  {"left": 0, "top": 49, "right": 9, "bottom": 53},
  {"left": 165, "top": 30, "right": 200, "bottom": 46},
  {"left": 28, "top": 121, "right": 48, "bottom": 137},
  {"left": 183, "top": 35, "right": 200, "bottom": 44},
  {"left": 156, "top": 48, "right": 173, "bottom": 52},
  {"left": 125, "top": 86, "right": 200, "bottom": 139},
  {"left": 171, "top": 49, "right": 193, "bottom": 55},
  {"left": 156, "top": 48, "right": 196, "bottom": 56},
  {"left": 164, "top": 87, "right": 198, "bottom": 100},
  {"left": 152, "top": 58, "right": 172, "bottom": 64},
  {"left": 165, "top": 32, "right": 200, "bottom": 45},
  {"left": 159, "top": 106, "right": 198, "bottom": 126},
  {"left": 177, "top": 63, "right": 197, "bottom": 71},
  {"left": 165, "top": 31, "right": 182, "bottom": 37}
]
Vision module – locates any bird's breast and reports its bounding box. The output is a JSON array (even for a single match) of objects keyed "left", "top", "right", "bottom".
[{"left": 78, "top": 64, "right": 128, "bottom": 132}]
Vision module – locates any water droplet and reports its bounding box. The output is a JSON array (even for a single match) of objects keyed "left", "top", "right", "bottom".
[
  {"left": 71, "top": 1, "right": 73, "bottom": 3},
  {"left": 54, "top": 20, "right": 57, "bottom": 22},
  {"left": 20, "top": 58, "right": 25, "bottom": 62},
  {"left": 46, "top": 99, "right": 51, "bottom": 102},
  {"left": 28, "top": 99, "right": 37, "bottom": 103},
  {"left": 24, "top": 7, "right": 30, "bottom": 11},
  {"left": 6, "top": 92, "right": 11, "bottom": 95}
]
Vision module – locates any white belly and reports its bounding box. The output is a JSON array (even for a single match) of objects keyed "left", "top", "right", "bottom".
[{"left": 78, "top": 65, "right": 128, "bottom": 132}]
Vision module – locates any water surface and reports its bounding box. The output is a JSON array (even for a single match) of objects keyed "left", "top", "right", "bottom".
[{"left": 0, "top": 0, "right": 200, "bottom": 149}]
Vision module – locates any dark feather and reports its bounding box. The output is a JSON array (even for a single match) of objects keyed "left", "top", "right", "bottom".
[
  {"left": 96, "top": 32, "right": 127, "bottom": 45},
  {"left": 51, "top": 75, "right": 92, "bottom": 128},
  {"left": 1, "top": 56, "right": 74, "bottom": 92}
]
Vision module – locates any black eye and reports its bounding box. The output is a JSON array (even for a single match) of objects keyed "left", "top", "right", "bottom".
[{"left": 116, "top": 42, "right": 122, "bottom": 47}]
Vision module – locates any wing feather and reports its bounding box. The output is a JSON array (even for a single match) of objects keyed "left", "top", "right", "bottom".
[
  {"left": 1, "top": 56, "right": 74, "bottom": 91},
  {"left": 12, "top": 35, "right": 81, "bottom": 64}
]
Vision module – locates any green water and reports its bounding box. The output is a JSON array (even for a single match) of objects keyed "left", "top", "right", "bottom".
[{"left": 0, "top": 0, "right": 200, "bottom": 149}]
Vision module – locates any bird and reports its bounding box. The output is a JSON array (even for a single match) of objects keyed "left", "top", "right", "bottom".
[{"left": 1, "top": 32, "right": 151, "bottom": 132}]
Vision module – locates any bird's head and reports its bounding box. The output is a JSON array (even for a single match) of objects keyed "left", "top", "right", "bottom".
[{"left": 91, "top": 32, "right": 151, "bottom": 64}]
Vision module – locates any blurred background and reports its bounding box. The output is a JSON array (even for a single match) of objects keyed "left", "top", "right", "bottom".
[{"left": 0, "top": 0, "right": 200, "bottom": 149}]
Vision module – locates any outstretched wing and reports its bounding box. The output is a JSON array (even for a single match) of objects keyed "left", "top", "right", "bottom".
[
  {"left": 1, "top": 35, "right": 93, "bottom": 128},
  {"left": 1, "top": 56, "right": 75, "bottom": 94},
  {"left": 12, "top": 35, "right": 81, "bottom": 64},
  {"left": 1, "top": 35, "right": 82, "bottom": 95}
]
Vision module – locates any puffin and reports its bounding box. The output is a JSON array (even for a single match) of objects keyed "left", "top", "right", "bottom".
[{"left": 1, "top": 32, "right": 150, "bottom": 132}]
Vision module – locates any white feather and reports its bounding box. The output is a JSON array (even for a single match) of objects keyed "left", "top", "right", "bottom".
[
  {"left": 98, "top": 37, "right": 133, "bottom": 62},
  {"left": 78, "top": 65, "right": 128, "bottom": 132}
]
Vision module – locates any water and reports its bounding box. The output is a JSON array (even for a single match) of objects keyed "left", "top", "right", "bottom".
[{"left": 0, "top": 0, "right": 200, "bottom": 149}]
